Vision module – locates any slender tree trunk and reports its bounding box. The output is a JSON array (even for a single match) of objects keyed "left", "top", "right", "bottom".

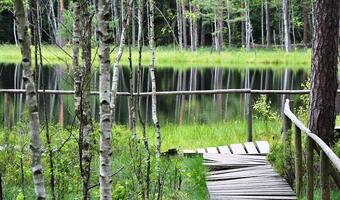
[
  {"left": 245, "top": 0, "right": 251, "bottom": 52},
  {"left": 148, "top": 0, "right": 162, "bottom": 199},
  {"left": 226, "top": 0, "right": 232, "bottom": 48},
  {"left": 265, "top": 0, "right": 271, "bottom": 47},
  {"left": 282, "top": 0, "right": 291, "bottom": 52},
  {"left": 181, "top": 0, "right": 187, "bottom": 49},
  {"left": 97, "top": 0, "right": 113, "bottom": 198},
  {"left": 308, "top": 0, "right": 339, "bottom": 145},
  {"left": 303, "top": 0, "right": 308, "bottom": 47},
  {"left": 14, "top": 0, "right": 46, "bottom": 198},
  {"left": 261, "top": 0, "right": 264, "bottom": 46},
  {"left": 73, "top": 0, "right": 94, "bottom": 199},
  {"left": 137, "top": 0, "right": 151, "bottom": 198},
  {"left": 111, "top": 0, "right": 133, "bottom": 122},
  {"left": 200, "top": 21, "right": 205, "bottom": 46},
  {"left": 132, "top": 2, "right": 136, "bottom": 47},
  {"left": 113, "top": 0, "right": 120, "bottom": 44},
  {"left": 176, "top": 0, "right": 183, "bottom": 49}
]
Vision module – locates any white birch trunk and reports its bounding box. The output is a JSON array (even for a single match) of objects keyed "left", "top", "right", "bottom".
[
  {"left": 97, "top": 0, "right": 113, "bottom": 199},
  {"left": 111, "top": 0, "right": 133, "bottom": 123},
  {"left": 148, "top": 0, "right": 162, "bottom": 197},
  {"left": 14, "top": 0, "right": 46, "bottom": 198},
  {"left": 282, "top": 0, "right": 291, "bottom": 52}
]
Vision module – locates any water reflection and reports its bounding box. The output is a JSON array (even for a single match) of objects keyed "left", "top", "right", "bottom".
[{"left": 0, "top": 63, "right": 309, "bottom": 126}]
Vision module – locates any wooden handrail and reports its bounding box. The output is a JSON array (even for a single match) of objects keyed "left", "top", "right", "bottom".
[{"left": 283, "top": 99, "right": 340, "bottom": 172}]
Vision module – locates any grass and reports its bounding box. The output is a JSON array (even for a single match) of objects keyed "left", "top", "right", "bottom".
[
  {"left": 0, "top": 44, "right": 311, "bottom": 69},
  {"left": 1, "top": 119, "right": 339, "bottom": 199}
]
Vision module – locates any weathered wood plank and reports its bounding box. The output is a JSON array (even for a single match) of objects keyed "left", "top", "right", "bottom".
[
  {"left": 230, "top": 144, "right": 247, "bottom": 154},
  {"left": 256, "top": 141, "right": 270, "bottom": 154},
  {"left": 197, "top": 148, "right": 206, "bottom": 154},
  {"left": 218, "top": 146, "right": 231, "bottom": 154},
  {"left": 244, "top": 142, "right": 259, "bottom": 154},
  {"left": 206, "top": 147, "right": 219, "bottom": 154}
]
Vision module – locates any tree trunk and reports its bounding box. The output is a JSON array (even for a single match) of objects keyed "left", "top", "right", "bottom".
[
  {"left": 181, "top": 0, "right": 187, "bottom": 49},
  {"left": 226, "top": 0, "right": 232, "bottom": 48},
  {"left": 97, "top": 0, "right": 113, "bottom": 198},
  {"left": 73, "top": 0, "right": 94, "bottom": 199},
  {"left": 303, "top": 0, "right": 308, "bottom": 47},
  {"left": 308, "top": 0, "right": 339, "bottom": 145},
  {"left": 14, "top": 0, "right": 46, "bottom": 198},
  {"left": 282, "top": 0, "right": 290, "bottom": 52},
  {"left": 111, "top": 0, "right": 133, "bottom": 123},
  {"left": 113, "top": 0, "right": 120, "bottom": 44},
  {"left": 176, "top": 0, "right": 183, "bottom": 49},
  {"left": 245, "top": 0, "right": 251, "bottom": 52},
  {"left": 265, "top": 0, "right": 271, "bottom": 47},
  {"left": 261, "top": 0, "right": 264, "bottom": 46},
  {"left": 148, "top": 0, "right": 161, "bottom": 199},
  {"left": 200, "top": 21, "right": 205, "bottom": 46}
]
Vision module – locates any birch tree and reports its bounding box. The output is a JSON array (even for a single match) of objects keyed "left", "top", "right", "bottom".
[
  {"left": 148, "top": 0, "right": 162, "bottom": 198},
  {"left": 176, "top": 0, "right": 183, "bottom": 49},
  {"left": 14, "top": 0, "right": 46, "bottom": 198},
  {"left": 265, "top": 0, "right": 271, "bottom": 47},
  {"left": 72, "top": 0, "right": 93, "bottom": 199},
  {"left": 97, "top": 0, "right": 113, "bottom": 198},
  {"left": 111, "top": 0, "right": 133, "bottom": 123},
  {"left": 282, "top": 0, "right": 291, "bottom": 52}
]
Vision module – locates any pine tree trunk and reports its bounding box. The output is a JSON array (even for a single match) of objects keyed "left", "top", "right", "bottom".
[
  {"left": 148, "top": 0, "right": 161, "bottom": 199},
  {"left": 265, "top": 0, "right": 271, "bottom": 47},
  {"left": 200, "top": 21, "right": 205, "bottom": 46},
  {"left": 308, "top": 0, "right": 339, "bottom": 145},
  {"left": 282, "top": 0, "right": 291, "bottom": 52},
  {"left": 226, "top": 0, "right": 232, "bottom": 48},
  {"left": 97, "top": 0, "right": 113, "bottom": 198},
  {"left": 14, "top": 0, "right": 46, "bottom": 198}
]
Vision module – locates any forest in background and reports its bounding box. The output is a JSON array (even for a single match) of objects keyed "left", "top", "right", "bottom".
[{"left": 0, "top": 0, "right": 312, "bottom": 51}]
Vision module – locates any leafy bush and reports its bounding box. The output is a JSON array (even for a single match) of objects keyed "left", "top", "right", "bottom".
[{"left": 253, "top": 95, "right": 279, "bottom": 122}]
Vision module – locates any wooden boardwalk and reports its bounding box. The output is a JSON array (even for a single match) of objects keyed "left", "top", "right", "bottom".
[{"left": 186, "top": 141, "right": 297, "bottom": 200}]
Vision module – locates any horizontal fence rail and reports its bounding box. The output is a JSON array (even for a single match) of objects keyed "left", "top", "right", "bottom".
[
  {"left": 1, "top": 89, "right": 340, "bottom": 96},
  {"left": 283, "top": 99, "right": 340, "bottom": 200}
]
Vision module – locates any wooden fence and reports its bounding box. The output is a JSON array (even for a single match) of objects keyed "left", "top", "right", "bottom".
[
  {"left": 283, "top": 99, "right": 340, "bottom": 200},
  {"left": 1, "top": 89, "right": 340, "bottom": 143}
]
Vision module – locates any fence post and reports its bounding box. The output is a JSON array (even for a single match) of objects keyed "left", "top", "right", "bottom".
[
  {"left": 320, "top": 151, "right": 330, "bottom": 200},
  {"left": 281, "top": 100, "right": 292, "bottom": 143},
  {"left": 294, "top": 125, "right": 302, "bottom": 197},
  {"left": 247, "top": 92, "right": 252, "bottom": 142},
  {"left": 306, "top": 137, "right": 314, "bottom": 200},
  {"left": 3, "top": 92, "right": 10, "bottom": 129}
]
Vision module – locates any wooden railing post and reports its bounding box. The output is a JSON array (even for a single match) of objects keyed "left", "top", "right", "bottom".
[
  {"left": 306, "top": 136, "right": 314, "bottom": 200},
  {"left": 282, "top": 100, "right": 292, "bottom": 142},
  {"left": 294, "top": 125, "right": 302, "bottom": 197},
  {"left": 320, "top": 151, "right": 330, "bottom": 200},
  {"left": 247, "top": 92, "right": 252, "bottom": 142}
]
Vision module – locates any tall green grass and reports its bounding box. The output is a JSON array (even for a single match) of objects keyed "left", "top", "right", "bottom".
[{"left": 0, "top": 44, "right": 311, "bottom": 69}]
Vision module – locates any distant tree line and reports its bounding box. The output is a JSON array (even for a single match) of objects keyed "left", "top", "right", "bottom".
[{"left": 0, "top": 0, "right": 312, "bottom": 50}]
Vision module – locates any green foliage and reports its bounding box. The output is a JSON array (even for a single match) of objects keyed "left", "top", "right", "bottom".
[
  {"left": 267, "top": 142, "right": 285, "bottom": 174},
  {"left": 59, "top": 9, "right": 73, "bottom": 42},
  {"left": 0, "top": 0, "right": 13, "bottom": 12},
  {"left": 297, "top": 79, "right": 311, "bottom": 121},
  {"left": 253, "top": 95, "right": 279, "bottom": 121}
]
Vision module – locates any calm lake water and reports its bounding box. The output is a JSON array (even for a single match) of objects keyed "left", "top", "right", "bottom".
[{"left": 0, "top": 63, "right": 311, "bottom": 126}]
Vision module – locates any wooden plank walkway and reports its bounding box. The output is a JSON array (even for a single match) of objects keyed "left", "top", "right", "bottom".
[{"left": 191, "top": 141, "right": 296, "bottom": 200}]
